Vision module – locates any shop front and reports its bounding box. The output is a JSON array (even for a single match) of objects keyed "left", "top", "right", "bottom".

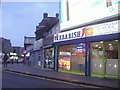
[
  {"left": 43, "top": 35, "right": 55, "bottom": 70},
  {"left": 58, "top": 44, "right": 86, "bottom": 75},
  {"left": 54, "top": 20, "right": 120, "bottom": 79},
  {"left": 43, "top": 46, "right": 54, "bottom": 69},
  {"left": 90, "top": 40, "right": 119, "bottom": 79},
  {"left": 54, "top": 27, "right": 87, "bottom": 75}
]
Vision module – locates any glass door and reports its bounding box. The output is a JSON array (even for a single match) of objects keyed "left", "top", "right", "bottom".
[
  {"left": 90, "top": 40, "right": 119, "bottom": 78},
  {"left": 104, "top": 40, "right": 118, "bottom": 78},
  {"left": 71, "top": 43, "right": 85, "bottom": 75},
  {"left": 90, "top": 41, "right": 104, "bottom": 77},
  {"left": 44, "top": 48, "right": 54, "bottom": 69}
]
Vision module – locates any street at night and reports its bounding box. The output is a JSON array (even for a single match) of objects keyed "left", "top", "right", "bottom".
[{"left": 2, "top": 71, "right": 100, "bottom": 88}]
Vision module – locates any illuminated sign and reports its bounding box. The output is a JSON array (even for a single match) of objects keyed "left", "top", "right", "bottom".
[
  {"left": 10, "top": 52, "right": 17, "bottom": 55},
  {"left": 59, "top": 52, "right": 71, "bottom": 55},
  {"left": 54, "top": 28, "right": 85, "bottom": 42},
  {"left": 58, "top": 57, "right": 71, "bottom": 70},
  {"left": 76, "top": 45, "right": 84, "bottom": 54},
  {"left": 86, "top": 20, "right": 119, "bottom": 37},
  {"left": 54, "top": 20, "right": 119, "bottom": 42},
  {"left": 23, "top": 50, "right": 27, "bottom": 54},
  {"left": 26, "top": 52, "right": 30, "bottom": 57},
  {"left": 76, "top": 45, "right": 84, "bottom": 49}
]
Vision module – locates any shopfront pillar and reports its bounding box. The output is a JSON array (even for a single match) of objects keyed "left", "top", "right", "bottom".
[
  {"left": 85, "top": 43, "right": 90, "bottom": 76},
  {"left": 54, "top": 45, "right": 58, "bottom": 72},
  {"left": 118, "top": 40, "right": 120, "bottom": 79}
]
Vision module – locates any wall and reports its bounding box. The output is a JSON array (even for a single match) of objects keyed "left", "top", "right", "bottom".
[
  {"left": 60, "top": 0, "right": 120, "bottom": 31},
  {"left": 24, "top": 37, "right": 36, "bottom": 44}
]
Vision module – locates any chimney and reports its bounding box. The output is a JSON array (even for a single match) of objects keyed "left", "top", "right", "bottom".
[
  {"left": 56, "top": 13, "right": 59, "bottom": 18},
  {"left": 43, "top": 13, "right": 48, "bottom": 18}
]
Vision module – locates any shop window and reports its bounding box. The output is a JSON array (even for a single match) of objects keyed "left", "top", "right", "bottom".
[
  {"left": 58, "top": 43, "right": 85, "bottom": 74},
  {"left": 90, "top": 40, "right": 119, "bottom": 77},
  {"left": 58, "top": 45, "right": 71, "bottom": 70},
  {"left": 71, "top": 44, "right": 85, "bottom": 73},
  {"left": 106, "top": 0, "right": 112, "bottom": 7},
  {"left": 90, "top": 41, "right": 104, "bottom": 75},
  {"left": 44, "top": 48, "right": 54, "bottom": 69},
  {"left": 104, "top": 40, "right": 118, "bottom": 76}
]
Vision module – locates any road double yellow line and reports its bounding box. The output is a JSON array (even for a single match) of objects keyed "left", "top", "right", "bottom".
[{"left": 4, "top": 70, "right": 102, "bottom": 88}]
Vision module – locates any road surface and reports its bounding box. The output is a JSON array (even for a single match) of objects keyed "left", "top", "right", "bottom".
[{"left": 2, "top": 71, "right": 101, "bottom": 88}]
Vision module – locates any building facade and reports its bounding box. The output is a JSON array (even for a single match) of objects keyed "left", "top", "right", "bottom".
[
  {"left": 0, "top": 37, "right": 12, "bottom": 62},
  {"left": 32, "top": 39, "right": 43, "bottom": 66},
  {"left": 34, "top": 13, "right": 60, "bottom": 69},
  {"left": 0, "top": 37, "right": 12, "bottom": 54},
  {"left": 24, "top": 36, "right": 36, "bottom": 50},
  {"left": 12, "top": 46, "right": 24, "bottom": 58},
  {"left": 54, "top": 0, "right": 120, "bottom": 79},
  {"left": 24, "top": 36, "right": 36, "bottom": 64},
  {"left": 43, "top": 23, "right": 60, "bottom": 70}
]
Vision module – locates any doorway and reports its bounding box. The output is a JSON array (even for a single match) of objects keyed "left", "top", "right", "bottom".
[
  {"left": 44, "top": 48, "right": 54, "bottom": 69},
  {"left": 90, "top": 40, "right": 119, "bottom": 79}
]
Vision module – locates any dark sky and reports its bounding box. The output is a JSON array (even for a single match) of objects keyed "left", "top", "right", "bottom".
[{"left": 2, "top": 0, "right": 59, "bottom": 47}]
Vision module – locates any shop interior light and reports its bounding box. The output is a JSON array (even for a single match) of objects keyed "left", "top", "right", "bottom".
[
  {"left": 95, "top": 45, "right": 98, "bottom": 47},
  {"left": 10, "top": 56, "right": 19, "bottom": 59},
  {"left": 100, "top": 41, "right": 103, "bottom": 43},
  {"left": 100, "top": 64, "right": 102, "bottom": 67},
  {"left": 109, "top": 44, "right": 112, "bottom": 46},
  {"left": 0, "top": 53, "right": 2, "bottom": 56},
  {"left": 114, "top": 64, "right": 117, "bottom": 68},
  {"left": 94, "top": 64, "right": 97, "bottom": 67},
  {"left": 99, "top": 47, "right": 101, "bottom": 48},
  {"left": 115, "top": 40, "right": 118, "bottom": 41}
]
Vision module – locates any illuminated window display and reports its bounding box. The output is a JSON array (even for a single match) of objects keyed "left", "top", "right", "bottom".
[
  {"left": 90, "top": 40, "right": 119, "bottom": 77},
  {"left": 58, "top": 0, "right": 120, "bottom": 80},
  {"left": 58, "top": 43, "right": 85, "bottom": 74},
  {"left": 90, "top": 42, "right": 104, "bottom": 75},
  {"left": 58, "top": 45, "right": 71, "bottom": 70},
  {"left": 104, "top": 40, "right": 118, "bottom": 76}
]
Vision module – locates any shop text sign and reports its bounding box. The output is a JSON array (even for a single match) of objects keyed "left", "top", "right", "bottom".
[
  {"left": 54, "top": 20, "right": 119, "bottom": 42},
  {"left": 86, "top": 20, "right": 119, "bottom": 37},
  {"left": 54, "top": 28, "right": 85, "bottom": 42}
]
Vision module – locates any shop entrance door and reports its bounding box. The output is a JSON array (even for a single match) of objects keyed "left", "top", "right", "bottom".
[
  {"left": 44, "top": 48, "right": 54, "bottom": 69},
  {"left": 90, "top": 41, "right": 104, "bottom": 77},
  {"left": 104, "top": 40, "right": 118, "bottom": 78},
  {"left": 90, "top": 40, "right": 119, "bottom": 78}
]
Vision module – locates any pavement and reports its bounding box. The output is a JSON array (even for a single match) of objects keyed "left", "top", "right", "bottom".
[{"left": 2, "top": 63, "right": 120, "bottom": 88}]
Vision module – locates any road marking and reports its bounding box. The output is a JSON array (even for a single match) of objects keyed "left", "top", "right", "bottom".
[{"left": 4, "top": 70, "right": 102, "bottom": 88}]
